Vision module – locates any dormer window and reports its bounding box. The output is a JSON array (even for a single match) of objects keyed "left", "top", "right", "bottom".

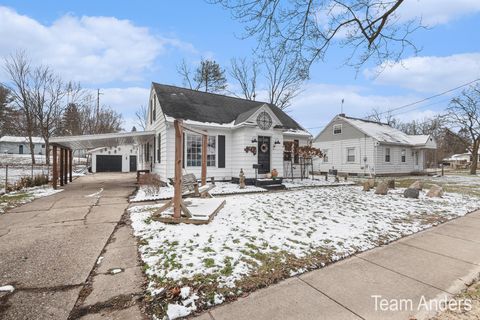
[{"left": 333, "top": 124, "right": 342, "bottom": 135}]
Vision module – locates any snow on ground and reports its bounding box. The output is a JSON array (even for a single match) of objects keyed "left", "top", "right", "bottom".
[
  {"left": 283, "top": 178, "right": 355, "bottom": 189},
  {"left": 0, "top": 154, "right": 49, "bottom": 165},
  {"left": 129, "top": 185, "right": 480, "bottom": 318},
  {"left": 130, "top": 182, "right": 266, "bottom": 202},
  {"left": 0, "top": 186, "right": 63, "bottom": 214}
]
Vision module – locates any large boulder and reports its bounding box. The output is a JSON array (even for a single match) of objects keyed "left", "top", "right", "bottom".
[
  {"left": 409, "top": 180, "right": 423, "bottom": 190},
  {"left": 404, "top": 188, "right": 419, "bottom": 199},
  {"left": 427, "top": 184, "right": 444, "bottom": 198},
  {"left": 375, "top": 181, "right": 389, "bottom": 195},
  {"left": 387, "top": 179, "right": 395, "bottom": 189},
  {"left": 362, "top": 181, "right": 371, "bottom": 191}
]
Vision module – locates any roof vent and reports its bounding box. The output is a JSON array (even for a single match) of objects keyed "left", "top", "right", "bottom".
[{"left": 339, "top": 113, "right": 346, "bottom": 117}]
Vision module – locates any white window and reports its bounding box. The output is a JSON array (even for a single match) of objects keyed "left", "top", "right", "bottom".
[
  {"left": 385, "top": 147, "right": 391, "bottom": 162},
  {"left": 333, "top": 124, "right": 342, "bottom": 135},
  {"left": 346, "top": 148, "right": 355, "bottom": 162},
  {"left": 207, "top": 136, "right": 216, "bottom": 167},
  {"left": 186, "top": 134, "right": 216, "bottom": 167},
  {"left": 401, "top": 149, "right": 406, "bottom": 163},
  {"left": 322, "top": 149, "right": 329, "bottom": 163}
]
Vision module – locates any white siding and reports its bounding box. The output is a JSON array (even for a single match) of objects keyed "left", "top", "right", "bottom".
[{"left": 313, "top": 137, "right": 375, "bottom": 175}]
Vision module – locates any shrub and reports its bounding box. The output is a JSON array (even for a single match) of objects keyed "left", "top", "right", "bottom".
[{"left": 138, "top": 173, "right": 166, "bottom": 195}]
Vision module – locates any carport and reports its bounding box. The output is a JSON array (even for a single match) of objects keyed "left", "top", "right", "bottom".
[{"left": 50, "top": 131, "right": 155, "bottom": 189}]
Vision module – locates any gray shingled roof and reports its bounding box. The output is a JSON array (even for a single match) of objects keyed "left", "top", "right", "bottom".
[{"left": 152, "top": 83, "right": 303, "bottom": 130}]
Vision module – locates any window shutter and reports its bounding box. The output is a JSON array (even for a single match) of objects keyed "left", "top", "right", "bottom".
[
  {"left": 182, "top": 133, "right": 185, "bottom": 169},
  {"left": 153, "top": 136, "right": 156, "bottom": 163},
  {"left": 157, "top": 133, "right": 161, "bottom": 163},
  {"left": 218, "top": 135, "right": 226, "bottom": 168}
]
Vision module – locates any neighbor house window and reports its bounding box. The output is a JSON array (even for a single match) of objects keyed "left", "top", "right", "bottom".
[
  {"left": 401, "top": 149, "right": 406, "bottom": 163},
  {"left": 347, "top": 148, "right": 355, "bottom": 162},
  {"left": 322, "top": 149, "right": 329, "bottom": 163},
  {"left": 186, "top": 134, "right": 216, "bottom": 167},
  {"left": 333, "top": 124, "right": 342, "bottom": 135},
  {"left": 385, "top": 147, "right": 391, "bottom": 162}
]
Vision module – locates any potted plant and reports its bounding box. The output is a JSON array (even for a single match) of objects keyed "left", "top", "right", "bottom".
[{"left": 271, "top": 169, "right": 278, "bottom": 180}]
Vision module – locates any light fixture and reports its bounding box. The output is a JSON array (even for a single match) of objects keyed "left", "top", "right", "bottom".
[
  {"left": 274, "top": 139, "right": 281, "bottom": 145},
  {"left": 251, "top": 137, "right": 257, "bottom": 143}
]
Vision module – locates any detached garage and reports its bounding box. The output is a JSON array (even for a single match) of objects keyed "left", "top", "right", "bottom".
[{"left": 89, "top": 145, "right": 138, "bottom": 173}]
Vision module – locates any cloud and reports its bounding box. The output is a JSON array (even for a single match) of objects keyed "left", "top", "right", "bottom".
[
  {"left": 396, "top": 0, "right": 480, "bottom": 26},
  {"left": 0, "top": 6, "right": 195, "bottom": 84},
  {"left": 364, "top": 53, "right": 480, "bottom": 93}
]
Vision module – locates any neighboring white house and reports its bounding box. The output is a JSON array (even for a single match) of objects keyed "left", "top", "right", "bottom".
[
  {"left": 313, "top": 114, "right": 437, "bottom": 176},
  {"left": 442, "top": 152, "right": 479, "bottom": 169},
  {"left": 140, "top": 83, "right": 311, "bottom": 181},
  {"left": 0, "top": 136, "right": 46, "bottom": 155},
  {"left": 89, "top": 145, "right": 138, "bottom": 173}
]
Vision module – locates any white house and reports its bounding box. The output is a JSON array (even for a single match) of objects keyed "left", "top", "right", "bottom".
[
  {"left": 313, "top": 114, "right": 437, "bottom": 176},
  {"left": 89, "top": 145, "right": 138, "bottom": 173},
  {"left": 140, "top": 83, "right": 311, "bottom": 182},
  {"left": 0, "top": 136, "right": 45, "bottom": 155},
  {"left": 442, "top": 152, "right": 479, "bottom": 169}
]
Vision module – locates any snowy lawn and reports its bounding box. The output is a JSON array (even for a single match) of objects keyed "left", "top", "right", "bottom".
[
  {"left": 0, "top": 186, "right": 63, "bottom": 214},
  {"left": 129, "top": 186, "right": 480, "bottom": 319},
  {"left": 130, "top": 182, "right": 266, "bottom": 202},
  {"left": 283, "top": 177, "right": 355, "bottom": 189}
]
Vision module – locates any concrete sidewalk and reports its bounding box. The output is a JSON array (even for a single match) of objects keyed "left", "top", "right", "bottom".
[
  {"left": 196, "top": 210, "right": 480, "bottom": 320},
  {"left": 0, "top": 173, "right": 146, "bottom": 320}
]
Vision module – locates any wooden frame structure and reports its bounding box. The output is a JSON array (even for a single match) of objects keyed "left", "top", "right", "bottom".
[
  {"left": 51, "top": 144, "right": 73, "bottom": 189},
  {"left": 154, "top": 119, "right": 225, "bottom": 224}
]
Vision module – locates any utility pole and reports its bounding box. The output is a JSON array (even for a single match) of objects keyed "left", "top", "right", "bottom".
[
  {"left": 96, "top": 89, "right": 103, "bottom": 132},
  {"left": 341, "top": 98, "right": 345, "bottom": 114}
]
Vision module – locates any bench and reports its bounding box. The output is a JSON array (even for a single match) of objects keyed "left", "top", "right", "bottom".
[{"left": 170, "top": 173, "right": 216, "bottom": 198}]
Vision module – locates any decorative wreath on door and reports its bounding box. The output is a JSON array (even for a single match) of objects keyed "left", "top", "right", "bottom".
[{"left": 260, "top": 143, "right": 269, "bottom": 153}]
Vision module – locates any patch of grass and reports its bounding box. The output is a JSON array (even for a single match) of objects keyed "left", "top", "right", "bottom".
[{"left": 203, "top": 258, "right": 215, "bottom": 268}]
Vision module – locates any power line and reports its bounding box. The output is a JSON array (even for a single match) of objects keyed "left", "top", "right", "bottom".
[{"left": 377, "top": 78, "right": 480, "bottom": 117}]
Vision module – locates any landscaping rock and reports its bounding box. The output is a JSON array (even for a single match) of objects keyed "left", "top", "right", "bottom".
[
  {"left": 362, "top": 181, "right": 371, "bottom": 192},
  {"left": 367, "top": 179, "right": 375, "bottom": 188},
  {"left": 374, "top": 181, "right": 389, "bottom": 195},
  {"left": 403, "top": 188, "right": 419, "bottom": 199},
  {"left": 409, "top": 180, "right": 423, "bottom": 190},
  {"left": 427, "top": 184, "right": 444, "bottom": 198},
  {"left": 387, "top": 179, "right": 395, "bottom": 189}
]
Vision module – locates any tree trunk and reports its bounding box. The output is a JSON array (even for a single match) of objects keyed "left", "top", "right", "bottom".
[
  {"left": 470, "top": 140, "right": 479, "bottom": 175},
  {"left": 28, "top": 135, "right": 36, "bottom": 165}
]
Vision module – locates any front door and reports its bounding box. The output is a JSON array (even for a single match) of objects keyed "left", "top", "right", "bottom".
[
  {"left": 257, "top": 136, "right": 270, "bottom": 174},
  {"left": 129, "top": 155, "right": 137, "bottom": 172}
]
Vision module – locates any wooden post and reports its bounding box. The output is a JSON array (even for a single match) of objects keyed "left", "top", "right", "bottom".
[
  {"left": 201, "top": 133, "right": 207, "bottom": 186},
  {"left": 69, "top": 149, "right": 73, "bottom": 182},
  {"left": 173, "top": 120, "right": 184, "bottom": 219},
  {"left": 59, "top": 148, "right": 64, "bottom": 187},
  {"left": 52, "top": 145, "right": 58, "bottom": 189},
  {"left": 63, "top": 148, "right": 68, "bottom": 185}
]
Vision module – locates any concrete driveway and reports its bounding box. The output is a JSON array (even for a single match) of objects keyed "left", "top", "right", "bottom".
[{"left": 0, "top": 173, "right": 145, "bottom": 320}]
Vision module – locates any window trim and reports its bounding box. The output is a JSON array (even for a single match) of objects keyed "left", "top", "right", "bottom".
[
  {"left": 185, "top": 134, "right": 216, "bottom": 167},
  {"left": 333, "top": 124, "right": 342, "bottom": 135},
  {"left": 346, "top": 147, "right": 355, "bottom": 163}
]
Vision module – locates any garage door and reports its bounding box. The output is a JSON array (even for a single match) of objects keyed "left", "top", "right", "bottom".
[{"left": 96, "top": 155, "right": 122, "bottom": 172}]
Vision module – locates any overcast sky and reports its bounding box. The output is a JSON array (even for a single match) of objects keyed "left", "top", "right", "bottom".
[{"left": 0, "top": 1, "right": 479, "bottom": 134}]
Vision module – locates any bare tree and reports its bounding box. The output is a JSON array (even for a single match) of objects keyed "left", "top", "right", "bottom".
[
  {"left": 264, "top": 46, "right": 307, "bottom": 110},
  {"left": 447, "top": 84, "right": 480, "bottom": 174},
  {"left": 212, "top": 0, "right": 421, "bottom": 71},
  {"left": 177, "top": 58, "right": 227, "bottom": 93},
  {"left": 3, "top": 51, "right": 38, "bottom": 164},
  {"left": 365, "top": 107, "right": 398, "bottom": 126},
  {"left": 135, "top": 105, "right": 147, "bottom": 130},
  {"left": 30, "top": 66, "right": 68, "bottom": 164},
  {"left": 230, "top": 58, "right": 258, "bottom": 100}
]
